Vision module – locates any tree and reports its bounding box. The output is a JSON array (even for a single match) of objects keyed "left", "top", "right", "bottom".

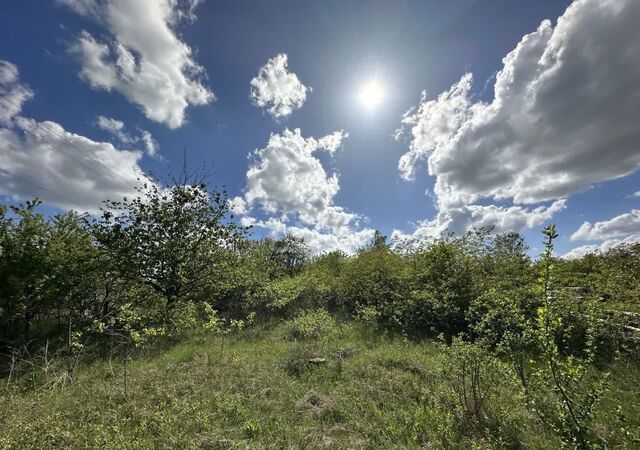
[
  {"left": 91, "top": 178, "right": 244, "bottom": 311},
  {"left": 265, "top": 234, "right": 309, "bottom": 276},
  {"left": 0, "top": 199, "right": 50, "bottom": 342},
  {"left": 359, "top": 230, "right": 388, "bottom": 253}
]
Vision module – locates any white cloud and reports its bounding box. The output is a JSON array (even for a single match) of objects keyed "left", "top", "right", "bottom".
[
  {"left": 565, "top": 207, "right": 640, "bottom": 257},
  {"left": 95, "top": 115, "right": 158, "bottom": 157},
  {"left": 563, "top": 234, "right": 640, "bottom": 259},
  {"left": 571, "top": 209, "right": 640, "bottom": 241},
  {"left": 392, "top": 200, "right": 566, "bottom": 244},
  {"left": 318, "top": 131, "right": 348, "bottom": 156},
  {"left": 239, "top": 215, "right": 256, "bottom": 228},
  {"left": 397, "top": 0, "right": 640, "bottom": 240},
  {"left": 229, "top": 196, "right": 248, "bottom": 215},
  {"left": 250, "top": 217, "right": 375, "bottom": 255},
  {"left": 139, "top": 130, "right": 158, "bottom": 157},
  {"left": 242, "top": 128, "right": 353, "bottom": 231},
  {"left": 59, "top": 0, "right": 102, "bottom": 18},
  {"left": 283, "top": 224, "right": 375, "bottom": 255},
  {"left": 0, "top": 119, "right": 146, "bottom": 213},
  {"left": 95, "top": 115, "right": 125, "bottom": 133},
  {"left": 61, "top": 0, "right": 214, "bottom": 128},
  {"left": 397, "top": 73, "right": 474, "bottom": 183},
  {"left": 234, "top": 128, "right": 374, "bottom": 254},
  {"left": 0, "top": 61, "right": 33, "bottom": 125},
  {"left": 0, "top": 61, "right": 18, "bottom": 84},
  {"left": 95, "top": 115, "right": 132, "bottom": 143},
  {"left": 250, "top": 54, "right": 310, "bottom": 119},
  {"left": 0, "top": 60, "right": 148, "bottom": 212}
]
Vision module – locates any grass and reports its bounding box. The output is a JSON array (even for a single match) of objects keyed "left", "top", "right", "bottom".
[{"left": 1, "top": 321, "right": 639, "bottom": 449}]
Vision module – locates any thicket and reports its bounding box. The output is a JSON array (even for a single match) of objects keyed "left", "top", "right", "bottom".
[{"left": 1, "top": 179, "right": 638, "bottom": 448}]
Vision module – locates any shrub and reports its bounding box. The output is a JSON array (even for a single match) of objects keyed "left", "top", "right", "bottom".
[
  {"left": 338, "top": 246, "right": 408, "bottom": 329},
  {"left": 440, "top": 337, "right": 506, "bottom": 425},
  {"left": 406, "top": 239, "right": 476, "bottom": 338},
  {"left": 514, "top": 225, "right": 610, "bottom": 448},
  {"left": 467, "top": 289, "right": 536, "bottom": 350},
  {"left": 289, "top": 309, "right": 338, "bottom": 342}
]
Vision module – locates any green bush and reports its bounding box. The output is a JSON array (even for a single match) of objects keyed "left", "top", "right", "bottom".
[
  {"left": 405, "top": 239, "right": 476, "bottom": 338},
  {"left": 468, "top": 288, "right": 536, "bottom": 350},
  {"left": 289, "top": 308, "right": 338, "bottom": 342},
  {"left": 338, "top": 246, "right": 409, "bottom": 329}
]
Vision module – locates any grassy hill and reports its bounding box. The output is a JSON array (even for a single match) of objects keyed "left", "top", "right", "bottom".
[{"left": 2, "top": 320, "right": 639, "bottom": 449}]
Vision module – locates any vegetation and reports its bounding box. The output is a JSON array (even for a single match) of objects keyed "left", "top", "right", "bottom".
[{"left": 1, "top": 179, "right": 639, "bottom": 449}]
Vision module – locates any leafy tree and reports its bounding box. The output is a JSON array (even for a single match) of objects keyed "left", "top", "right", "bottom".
[
  {"left": 264, "top": 234, "right": 310, "bottom": 276},
  {"left": 46, "top": 212, "right": 101, "bottom": 322},
  {"left": 91, "top": 179, "right": 244, "bottom": 311},
  {"left": 367, "top": 230, "right": 389, "bottom": 251},
  {"left": 467, "top": 231, "right": 538, "bottom": 351},
  {"left": 594, "top": 243, "right": 640, "bottom": 307},
  {"left": 489, "top": 232, "right": 533, "bottom": 287},
  {"left": 0, "top": 200, "right": 51, "bottom": 342}
]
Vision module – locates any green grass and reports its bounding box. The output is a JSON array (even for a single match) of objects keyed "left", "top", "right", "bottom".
[{"left": 1, "top": 321, "right": 639, "bottom": 449}]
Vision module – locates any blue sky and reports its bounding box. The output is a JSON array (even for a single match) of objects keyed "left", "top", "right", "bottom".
[{"left": 1, "top": 0, "right": 640, "bottom": 256}]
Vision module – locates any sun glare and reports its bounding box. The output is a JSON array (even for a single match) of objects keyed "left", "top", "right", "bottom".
[{"left": 359, "top": 80, "right": 384, "bottom": 110}]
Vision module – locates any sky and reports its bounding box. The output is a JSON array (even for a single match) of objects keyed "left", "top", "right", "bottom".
[{"left": 1, "top": 0, "right": 640, "bottom": 257}]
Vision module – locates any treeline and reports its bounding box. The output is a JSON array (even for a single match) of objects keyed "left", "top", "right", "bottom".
[
  {"left": 1, "top": 180, "right": 638, "bottom": 348},
  {"left": 1, "top": 180, "right": 639, "bottom": 446}
]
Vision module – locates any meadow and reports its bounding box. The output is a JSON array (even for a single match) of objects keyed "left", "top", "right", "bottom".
[
  {"left": 1, "top": 181, "right": 639, "bottom": 449},
  {"left": 2, "top": 320, "right": 638, "bottom": 449}
]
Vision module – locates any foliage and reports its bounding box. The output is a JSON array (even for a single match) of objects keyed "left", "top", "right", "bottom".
[
  {"left": 1, "top": 186, "right": 639, "bottom": 448},
  {"left": 338, "top": 243, "right": 408, "bottom": 329},
  {"left": 0, "top": 200, "right": 52, "bottom": 342},
  {"left": 516, "top": 225, "right": 610, "bottom": 448},
  {"left": 405, "top": 238, "right": 476, "bottom": 337},
  {"left": 289, "top": 308, "right": 338, "bottom": 342},
  {"left": 468, "top": 288, "right": 537, "bottom": 352},
  {"left": 3, "top": 322, "right": 638, "bottom": 449},
  {"left": 90, "top": 180, "right": 244, "bottom": 309},
  {"left": 440, "top": 337, "right": 507, "bottom": 424}
]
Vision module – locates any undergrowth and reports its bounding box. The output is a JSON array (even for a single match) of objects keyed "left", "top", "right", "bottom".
[{"left": 1, "top": 321, "right": 638, "bottom": 449}]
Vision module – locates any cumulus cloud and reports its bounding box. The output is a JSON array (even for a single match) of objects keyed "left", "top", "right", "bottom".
[
  {"left": 392, "top": 200, "right": 566, "bottom": 244},
  {"left": 95, "top": 115, "right": 158, "bottom": 157},
  {"left": 233, "top": 128, "right": 374, "bottom": 254},
  {"left": 563, "top": 234, "right": 640, "bottom": 259},
  {"left": 396, "top": 0, "right": 640, "bottom": 240},
  {"left": 0, "top": 60, "right": 148, "bottom": 212},
  {"left": 248, "top": 217, "right": 375, "bottom": 255},
  {"left": 318, "top": 131, "right": 348, "bottom": 156},
  {"left": 242, "top": 128, "right": 353, "bottom": 231},
  {"left": 250, "top": 54, "right": 310, "bottom": 119},
  {"left": 229, "top": 196, "right": 248, "bottom": 215},
  {"left": 61, "top": 0, "right": 214, "bottom": 128},
  {"left": 565, "top": 207, "right": 640, "bottom": 257},
  {"left": 571, "top": 209, "right": 640, "bottom": 241},
  {"left": 278, "top": 223, "right": 375, "bottom": 255}
]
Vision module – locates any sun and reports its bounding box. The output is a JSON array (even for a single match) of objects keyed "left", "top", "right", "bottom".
[{"left": 358, "top": 80, "right": 384, "bottom": 110}]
